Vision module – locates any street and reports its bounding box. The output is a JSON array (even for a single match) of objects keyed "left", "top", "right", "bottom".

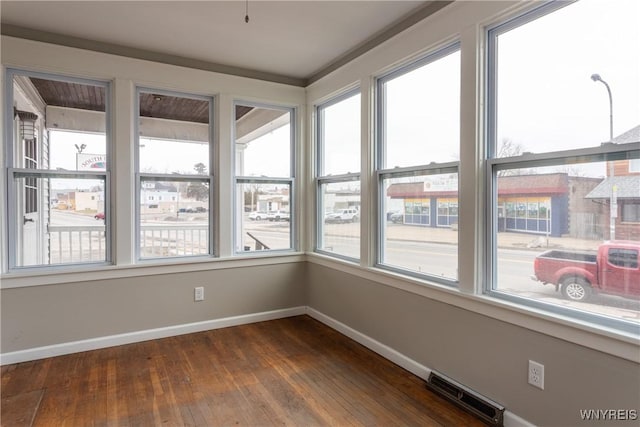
[
  {"left": 48, "top": 211, "right": 640, "bottom": 323},
  {"left": 247, "top": 217, "right": 640, "bottom": 322}
]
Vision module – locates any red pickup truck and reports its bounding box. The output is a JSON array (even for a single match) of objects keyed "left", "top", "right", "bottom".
[{"left": 532, "top": 241, "right": 640, "bottom": 302}]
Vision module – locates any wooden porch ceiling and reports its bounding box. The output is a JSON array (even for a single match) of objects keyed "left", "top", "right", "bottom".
[{"left": 29, "top": 78, "right": 252, "bottom": 122}]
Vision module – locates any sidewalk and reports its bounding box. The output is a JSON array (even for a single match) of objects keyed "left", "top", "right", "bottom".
[
  {"left": 384, "top": 224, "right": 600, "bottom": 251},
  {"left": 246, "top": 220, "right": 603, "bottom": 252}
]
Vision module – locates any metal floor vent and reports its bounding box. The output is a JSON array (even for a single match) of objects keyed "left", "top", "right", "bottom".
[{"left": 426, "top": 371, "right": 505, "bottom": 426}]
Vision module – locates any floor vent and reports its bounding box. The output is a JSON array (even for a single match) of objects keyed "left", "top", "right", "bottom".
[{"left": 426, "top": 371, "right": 505, "bottom": 426}]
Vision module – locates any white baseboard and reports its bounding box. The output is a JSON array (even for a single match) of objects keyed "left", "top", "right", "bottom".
[
  {"left": 1, "top": 305, "right": 534, "bottom": 427},
  {"left": 0, "top": 306, "right": 306, "bottom": 366},
  {"left": 306, "top": 307, "right": 432, "bottom": 380},
  {"left": 306, "top": 307, "right": 535, "bottom": 427}
]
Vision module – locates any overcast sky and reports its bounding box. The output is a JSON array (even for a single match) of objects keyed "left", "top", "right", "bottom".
[{"left": 47, "top": 0, "right": 638, "bottom": 188}]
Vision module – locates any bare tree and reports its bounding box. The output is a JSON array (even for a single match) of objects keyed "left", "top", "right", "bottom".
[
  {"left": 496, "top": 138, "right": 531, "bottom": 177},
  {"left": 497, "top": 138, "right": 524, "bottom": 158}
]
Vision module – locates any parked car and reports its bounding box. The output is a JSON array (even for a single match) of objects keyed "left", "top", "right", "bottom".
[
  {"left": 325, "top": 208, "right": 359, "bottom": 223},
  {"left": 249, "top": 211, "right": 268, "bottom": 220},
  {"left": 94, "top": 212, "right": 105, "bottom": 220},
  {"left": 194, "top": 206, "right": 207, "bottom": 213},
  {"left": 267, "top": 210, "right": 290, "bottom": 222},
  {"left": 386, "top": 210, "right": 401, "bottom": 220},
  {"left": 531, "top": 241, "right": 640, "bottom": 301},
  {"left": 389, "top": 212, "right": 404, "bottom": 224}
]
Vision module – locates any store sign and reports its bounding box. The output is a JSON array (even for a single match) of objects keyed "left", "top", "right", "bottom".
[
  {"left": 423, "top": 176, "right": 458, "bottom": 192},
  {"left": 77, "top": 153, "right": 106, "bottom": 171}
]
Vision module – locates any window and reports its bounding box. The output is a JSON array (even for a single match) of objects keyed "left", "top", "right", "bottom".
[
  {"left": 316, "top": 90, "right": 361, "bottom": 260},
  {"left": 5, "top": 70, "right": 110, "bottom": 269},
  {"left": 136, "top": 89, "right": 213, "bottom": 259},
  {"left": 234, "top": 103, "right": 295, "bottom": 253},
  {"left": 486, "top": 0, "right": 640, "bottom": 332},
  {"left": 608, "top": 249, "right": 638, "bottom": 269},
  {"left": 376, "top": 43, "right": 460, "bottom": 283},
  {"left": 621, "top": 202, "right": 640, "bottom": 223}
]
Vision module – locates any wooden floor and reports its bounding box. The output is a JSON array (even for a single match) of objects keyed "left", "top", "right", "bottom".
[{"left": 1, "top": 315, "right": 484, "bottom": 426}]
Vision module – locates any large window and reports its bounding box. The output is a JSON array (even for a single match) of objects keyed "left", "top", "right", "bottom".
[
  {"left": 235, "top": 103, "right": 295, "bottom": 253},
  {"left": 486, "top": 0, "right": 640, "bottom": 332},
  {"left": 136, "top": 89, "right": 213, "bottom": 259},
  {"left": 4, "top": 70, "right": 110, "bottom": 269},
  {"left": 376, "top": 43, "right": 460, "bottom": 283},
  {"left": 316, "top": 90, "right": 361, "bottom": 260}
]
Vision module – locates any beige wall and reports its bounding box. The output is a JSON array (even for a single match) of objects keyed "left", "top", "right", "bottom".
[
  {"left": 306, "top": 262, "right": 640, "bottom": 426},
  {"left": 3, "top": 260, "right": 638, "bottom": 425},
  {"left": 1, "top": 263, "right": 305, "bottom": 353}
]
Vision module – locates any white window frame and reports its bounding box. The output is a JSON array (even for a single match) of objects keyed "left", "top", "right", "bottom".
[
  {"left": 4, "top": 69, "right": 112, "bottom": 271},
  {"left": 134, "top": 87, "right": 215, "bottom": 260},
  {"left": 375, "top": 42, "right": 461, "bottom": 286},
  {"left": 484, "top": 1, "right": 640, "bottom": 334},
  {"left": 315, "top": 89, "right": 361, "bottom": 262},
  {"left": 233, "top": 101, "right": 296, "bottom": 255}
]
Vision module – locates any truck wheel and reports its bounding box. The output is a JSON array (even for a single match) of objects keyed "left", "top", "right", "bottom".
[{"left": 561, "top": 277, "right": 592, "bottom": 302}]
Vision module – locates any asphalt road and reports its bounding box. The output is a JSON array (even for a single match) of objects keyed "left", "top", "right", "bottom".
[
  {"left": 51, "top": 211, "right": 639, "bottom": 322},
  {"left": 246, "top": 219, "right": 639, "bottom": 322}
]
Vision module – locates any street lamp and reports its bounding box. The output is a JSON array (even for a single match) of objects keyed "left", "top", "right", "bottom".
[
  {"left": 590, "top": 73, "right": 613, "bottom": 142},
  {"left": 591, "top": 73, "right": 616, "bottom": 239}
]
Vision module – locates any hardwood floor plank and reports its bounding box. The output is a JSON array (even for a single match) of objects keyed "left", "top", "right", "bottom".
[{"left": 2, "top": 316, "right": 486, "bottom": 426}]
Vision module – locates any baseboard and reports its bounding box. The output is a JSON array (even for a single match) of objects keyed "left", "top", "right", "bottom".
[
  {"left": 0, "top": 306, "right": 306, "bottom": 366},
  {"left": 306, "top": 307, "right": 432, "bottom": 380},
  {"left": 1, "top": 305, "right": 534, "bottom": 427},
  {"left": 306, "top": 307, "right": 535, "bottom": 427}
]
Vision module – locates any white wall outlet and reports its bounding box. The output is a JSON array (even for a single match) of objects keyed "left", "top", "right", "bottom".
[
  {"left": 194, "top": 286, "right": 204, "bottom": 302},
  {"left": 528, "top": 360, "right": 544, "bottom": 390}
]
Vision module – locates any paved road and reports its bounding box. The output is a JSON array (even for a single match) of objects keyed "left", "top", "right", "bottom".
[
  {"left": 53, "top": 212, "right": 639, "bottom": 322},
  {"left": 246, "top": 219, "right": 639, "bottom": 322},
  {"left": 51, "top": 210, "right": 101, "bottom": 225}
]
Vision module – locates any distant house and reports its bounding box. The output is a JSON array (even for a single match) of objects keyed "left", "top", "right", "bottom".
[{"left": 586, "top": 125, "right": 640, "bottom": 241}]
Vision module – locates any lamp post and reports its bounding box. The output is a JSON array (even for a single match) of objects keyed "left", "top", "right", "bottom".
[
  {"left": 591, "top": 73, "right": 616, "bottom": 239},
  {"left": 590, "top": 74, "right": 613, "bottom": 142}
]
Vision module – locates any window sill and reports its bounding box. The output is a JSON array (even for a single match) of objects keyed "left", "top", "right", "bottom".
[
  {"left": 305, "top": 253, "right": 640, "bottom": 363},
  {"left": 0, "top": 252, "right": 305, "bottom": 289}
]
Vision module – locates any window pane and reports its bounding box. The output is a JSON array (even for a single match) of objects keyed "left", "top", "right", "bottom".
[
  {"left": 320, "top": 93, "right": 361, "bottom": 175},
  {"left": 237, "top": 182, "right": 291, "bottom": 252},
  {"left": 493, "top": 0, "right": 640, "bottom": 155},
  {"left": 15, "top": 176, "right": 106, "bottom": 267},
  {"left": 139, "top": 179, "right": 209, "bottom": 258},
  {"left": 495, "top": 162, "right": 640, "bottom": 324},
  {"left": 381, "top": 49, "right": 460, "bottom": 168},
  {"left": 382, "top": 173, "right": 458, "bottom": 280},
  {"left": 236, "top": 105, "right": 291, "bottom": 177},
  {"left": 138, "top": 92, "right": 210, "bottom": 174},
  {"left": 319, "top": 181, "right": 360, "bottom": 259},
  {"left": 12, "top": 75, "right": 107, "bottom": 171}
]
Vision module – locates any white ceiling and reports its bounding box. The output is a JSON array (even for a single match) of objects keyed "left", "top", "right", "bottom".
[{"left": 1, "top": 1, "right": 435, "bottom": 85}]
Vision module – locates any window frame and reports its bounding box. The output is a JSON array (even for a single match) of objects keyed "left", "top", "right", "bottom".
[
  {"left": 134, "top": 87, "right": 215, "bottom": 261},
  {"left": 484, "top": 2, "right": 640, "bottom": 334},
  {"left": 4, "top": 68, "right": 112, "bottom": 271},
  {"left": 233, "top": 101, "right": 296, "bottom": 255},
  {"left": 315, "top": 88, "right": 361, "bottom": 262},
  {"left": 374, "top": 42, "right": 461, "bottom": 286}
]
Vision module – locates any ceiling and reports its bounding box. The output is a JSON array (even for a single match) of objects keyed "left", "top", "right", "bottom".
[{"left": 0, "top": 1, "right": 451, "bottom": 86}]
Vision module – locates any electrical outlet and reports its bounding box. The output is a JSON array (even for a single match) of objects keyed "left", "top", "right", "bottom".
[
  {"left": 194, "top": 286, "right": 204, "bottom": 302},
  {"left": 528, "top": 360, "right": 544, "bottom": 390}
]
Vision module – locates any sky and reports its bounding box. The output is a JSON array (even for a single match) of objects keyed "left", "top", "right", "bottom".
[
  {"left": 496, "top": 0, "right": 640, "bottom": 155},
  {"left": 44, "top": 0, "right": 639, "bottom": 189}
]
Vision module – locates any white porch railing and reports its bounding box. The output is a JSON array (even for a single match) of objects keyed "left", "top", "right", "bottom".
[
  {"left": 139, "top": 224, "right": 208, "bottom": 258},
  {"left": 48, "top": 225, "right": 106, "bottom": 264},
  {"left": 47, "top": 224, "right": 209, "bottom": 263}
]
